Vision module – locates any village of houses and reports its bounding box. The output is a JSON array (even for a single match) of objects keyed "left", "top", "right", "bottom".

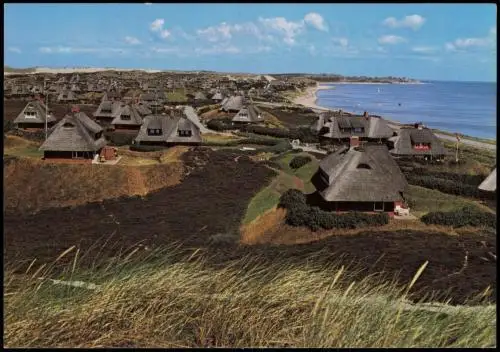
[{"left": 3, "top": 70, "right": 497, "bottom": 302}]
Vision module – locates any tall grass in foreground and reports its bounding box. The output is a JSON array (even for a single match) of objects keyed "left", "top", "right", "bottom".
[{"left": 4, "top": 245, "right": 496, "bottom": 348}]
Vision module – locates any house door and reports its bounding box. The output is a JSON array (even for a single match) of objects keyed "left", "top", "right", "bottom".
[{"left": 374, "top": 202, "right": 384, "bottom": 212}]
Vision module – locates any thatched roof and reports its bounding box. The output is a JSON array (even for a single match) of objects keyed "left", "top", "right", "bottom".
[
  {"left": 134, "top": 102, "right": 153, "bottom": 116},
  {"left": 93, "top": 100, "right": 122, "bottom": 118},
  {"left": 13, "top": 100, "right": 57, "bottom": 125},
  {"left": 194, "top": 92, "right": 207, "bottom": 101},
  {"left": 39, "top": 112, "right": 106, "bottom": 152},
  {"left": 478, "top": 168, "right": 496, "bottom": 192},
  {"left": 220, "top": 95, "right": 244, "bottom": 112},
  {"left": 134, "top": 114, "right": 202, "bottom": 144},
  {"left": 111, "top": 105, "right": 143, "bottom": 126},
  {"left": 311, "top": 145, "right": 407, "bottom": 202},
  {"left": 232, "top": 105, "right": 263, "bottom": 123},
  {"left": 57, "top": 90, "right": 77, "bottom": 102},
  {"left": 211, "top": 92, "right": 224, "bottom": 101},
  {"left": 389, "top": 127, "right": 450, "bottom": 156},
  {"left": 321, "top": 115, "right": 394, "bottom": 140}
]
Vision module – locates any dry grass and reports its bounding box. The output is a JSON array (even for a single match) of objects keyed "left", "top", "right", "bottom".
[
  {"left": 240, "top": 207, "right": 286, "bottom": 245},
  {"left": 117, "top": 146, "right": 188, "bottom": 166},
  {"left": 243, "top": 210, "right": 490, "bottom": 246},
  {"left": 4, "top": 156, "right": 184, "bottom": 212},
  {"left": 4, "top": 246, "right": 495, "bottom": 348}
]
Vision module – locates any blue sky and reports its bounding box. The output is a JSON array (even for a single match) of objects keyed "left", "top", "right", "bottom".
[{"left": 4, "top": 3, "right": 497, "bottom": 81}]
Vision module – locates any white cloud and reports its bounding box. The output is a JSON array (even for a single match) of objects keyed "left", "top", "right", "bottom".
[
  {"left": 125, "top": 36, "right": 141, "bottom": 45},
  {"left": 411, "top": 46, "right": 436, "bottom": 53},
  {"left": 258, "top": 16, "right": 305, "bottom": 45},
  {"left": 332, "top": 37, "right": 348, "bottom": 47},
  {"left": 304, "top": 12, "right": 328, "bottom": 32},
  {"left": 378, "top": 35, "right": 406, "bottom": 45},
  {"left": 8, "top": 47, "right": 21, "bottom": 53},
  {"left": 160, "top": 30, "right": 171, "bottom": 39},
  {"left": 151, "top": 47, "right": 180, "bottom": 53},
  {"left": 382, "top": 14, "right": 426, "bottom": 30},
  {"left": 38, "top": 46, "right": 126, "bottom": 54},
  {"left": 195, "top": 44, "right": 241, "bottom": 55},
  {"left": 144, "top": 2, "right": 152, "bottom": 5},
  {"left": 150, "top": 19, "right": 165, "bottom": 32},
  {"left": 445, "top": 28, "right": 496, "bottom": 52},
  {"left": 197, "top": 21, "right": 274, "bottom": 43}
]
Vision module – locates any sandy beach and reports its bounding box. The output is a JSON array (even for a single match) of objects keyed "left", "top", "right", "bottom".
[
  {"left": 293, "top": 83, "right": 405, "bottom": 125},
  {"left": 292, "top": 83, "right": 332, "bottom": 112}
]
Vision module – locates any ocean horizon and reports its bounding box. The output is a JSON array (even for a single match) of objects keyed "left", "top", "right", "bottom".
[{"left": 316, "top": 80, "right": 497, "bottom": 140}]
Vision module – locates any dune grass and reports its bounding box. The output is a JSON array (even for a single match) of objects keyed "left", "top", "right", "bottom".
[
  {"left": 4, "top": 245, "right": 495, "bottom": 348},
  {"left": 405, "top": 185, "right": 487, "bottom": 217}
]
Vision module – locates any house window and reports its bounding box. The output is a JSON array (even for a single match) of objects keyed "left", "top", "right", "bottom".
[
  {"left": 24, "top": 111, "right": 37, "bottom": 119},
  {"left": 121, "top": 114, "right": 131, "bottom": 120},
  {"left": 353, "top": 127, "right": 364, "bottom": 133},
  {"left": 178, "top": 130, "right": 192, "bottom": 137}
]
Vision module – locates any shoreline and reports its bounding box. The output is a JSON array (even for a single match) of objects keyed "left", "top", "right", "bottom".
[{"left": 292, "top": 83, "right": 496, "bottom": 143}]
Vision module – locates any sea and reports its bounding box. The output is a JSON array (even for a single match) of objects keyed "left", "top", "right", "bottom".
[{"left": 316, "top": 81, "right": 497, "bottom": 140}]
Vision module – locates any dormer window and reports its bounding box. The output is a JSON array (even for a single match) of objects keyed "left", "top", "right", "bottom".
[
  {"left": 357, "top": 163, "right": 372, "bottom": 169},
  {"left": 178, "top": 130, "right": 192, "bottom": 137},
  {"left": 353, "top": 127, "right": 364, "bottom": 133},
  {"left": 147, "top": 128, "right": 162, "bottom": 136},
  {"left": 63, "top": 122, "right": 75, "bottom": 128},
  {"left": 24, "top": 110, "right": 37, "bottom": 119},
  {"left": 121, "top": 114, "right": 131, "bottom": 120}
]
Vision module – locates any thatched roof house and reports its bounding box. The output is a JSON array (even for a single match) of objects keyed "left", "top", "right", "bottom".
[
  {"left": 93, "top": 100, "right": 122, "bottom": 123},
  {"left": 134, "top": 101, "right": 153, "bottom": 116},
  {"left": 478, "top": 168, "right": 496, "bottom": 192},
  {"left": 134, "top": 113, "right": 202, "bottom": 146},
  {"left": 311, "top": 143, "right": 408, "bottom": 213},
  {"left": 211, "top": 92, "right": 224, "bottom": 102},
  {"left": 39, "top": 110, "right": 106, "bottom": 161},
  {"left": 57, "top": 90, "right": 77, "bottom": 103},
  {"left": 232, "top": 104, "right": 263, "bottom": 124},
  {"left": 13, "top": 100, "right": 57, "bottom": 130},
  {"left": 319, "top": 113, "right": 394, "bottom": 141},
  {"left": 389, "top": 125, "right": 450, "bottom": 157},
  {"left": 194, "top": 91, "right": 207, "bottom": 101},
  {"left": 111, "top": 104, "right": 143, "bottom": 130},
  {"left": 220, "top": 95, "right": 244, "bottom": 112}
]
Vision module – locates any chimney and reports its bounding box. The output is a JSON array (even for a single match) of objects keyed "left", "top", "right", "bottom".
[
  {"left": 71, "top": 105, "right": 80, "bottom": 113},
  {"left": 363, "top": 111, "right": 368, "bottom": 117},
  {"left": 350, "top": 136, "right": 360, "bottom": 148}
]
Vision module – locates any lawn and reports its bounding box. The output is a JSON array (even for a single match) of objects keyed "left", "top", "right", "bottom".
[
  {"left": 243, "top": 151, "right": 319, "bottom": 224},
  {"left": 276, "top": 151, "right": 319, "bottom": 193},
  {"left": 405, "top": 185, "right": 490, "bottom": 217},
  {"left": 165, "top": 89, "right": 188, "bottom": 102},
  {"left": 4, "top": 135, "right": 43, "bottom": 159}
]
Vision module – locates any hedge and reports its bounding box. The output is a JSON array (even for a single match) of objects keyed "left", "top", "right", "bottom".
[
  {"left": 278, "top": 189, "right": 389, "bottom": 231},
  {"left": 421, "top": 206, "right": 496, "bottom": 229},
  {"left": 206, "top": 119, "right": 320, "bottom": 144},
  {"left": 404, "top": 174, "right": 494, "bottom": 199},
  {"left": 129, "top": 144, "right": 168, "bottom": 152},
  {"left": 104, "top": 131, "right": 137, "bottom": 146},
  {"left": 289, "top": 155, "right": 312, "bottom": 169}
]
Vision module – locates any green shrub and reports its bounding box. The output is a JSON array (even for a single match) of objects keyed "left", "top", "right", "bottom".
[
  {"left": 421, "top": 206, "right": 496, "bottom": 229},
  {"left": 104, "top": 131, "right": 137, "bottom": 146},
  {"left": 278, "top": 190, "right": 389, "bottom": 231},
  {"left": 290, "top": 155, "right": 312, "bottom": 169}
]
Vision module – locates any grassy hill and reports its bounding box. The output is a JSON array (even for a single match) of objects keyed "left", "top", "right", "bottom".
[{"left": 4, "top": 245, "right": 495, "bottom": 348}]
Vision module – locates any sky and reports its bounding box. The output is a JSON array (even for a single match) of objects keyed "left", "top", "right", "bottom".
[{"left": 4, "top": 3, "right": 497, "bottom": 82}]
